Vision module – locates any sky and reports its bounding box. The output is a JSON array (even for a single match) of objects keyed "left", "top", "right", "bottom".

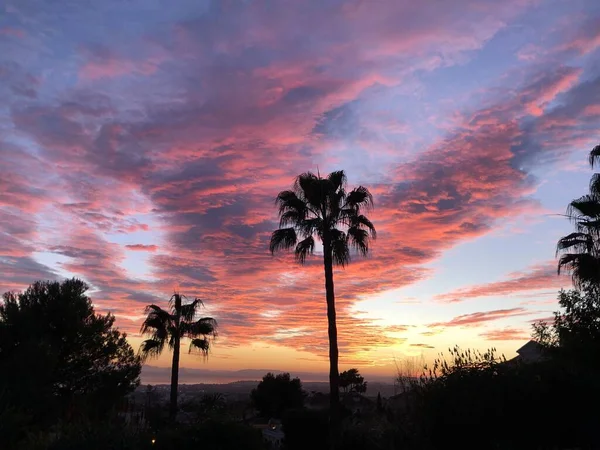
[{"left": 1, "top": 0, "right": 600, "bottom": 384}]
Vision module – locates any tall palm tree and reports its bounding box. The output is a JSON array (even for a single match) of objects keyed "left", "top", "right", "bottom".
[
  {"left": 557, "top": 143, "right": 600, "bottom": 288},
  {"left": 139, "top": 293, "right": 217, "bottom": 421},
  {"left": 270, "top": 170, "right": 376, "bottom": 430}
]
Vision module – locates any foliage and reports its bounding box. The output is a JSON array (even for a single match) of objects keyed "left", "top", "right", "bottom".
[
  {"left": 339, "top": 368, "right": 367, "bottom": 394},
  {"left": 139, "top": 292, "right": 218, "bottom": 420},
  {"left": 270, "top": 170, "right": 376, "bottom": 429},
  {"left": 394, "top": 355, "right": 424, "bottom": 393},
  {"left": 0, "top": 279, "right": 141, "bottom": 430},
  {"left": 557, "top": 142, "right": 600, "bottom": 288},
  {"left": 180, "top": 393, "right": 227, "bottom": 422},
  {"left": 533, "top": 286, "right": 600, "bottom": 368},
  {"left": 270, "top": 170, "right": 376, "bottom": 265},
  {"left": 143, "top": 385, "right": 169, "bottom": 431},
  {"left": 250, "top": 372, "right": 306, "bottom": 418},
  {"left": 391, "top": 345, "right": 600, "bottom": 450}
]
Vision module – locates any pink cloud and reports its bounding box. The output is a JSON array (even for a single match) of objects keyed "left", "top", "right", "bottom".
[
  {"left": 125, "top": 244, "right": 158, "bottom": 251},
  {"left": 429, "top": 308, "right": 534, "bottom": 328},
  {"left": 480, "top": 327, "right": 530, "bottom": 341},
  {"left": 2, "top": 0, "right": 598, "bottom": 365},
  {"left": 0, "top": 27, "right": 25, "bottom": 38},
  {"left": 434, "top": 262, "right": 570, "bottom": 303}
]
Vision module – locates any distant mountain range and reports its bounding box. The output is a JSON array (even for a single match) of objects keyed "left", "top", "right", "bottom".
[
  {"left": 141, "top": 366, "right": 398, "bottom": 397},
  {"left": 138, "top": 380, "right": 398, "bottom": 399}
]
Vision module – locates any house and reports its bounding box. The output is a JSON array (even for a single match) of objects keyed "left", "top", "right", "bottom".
[
  {"left": 250, "top": 418, "right": 285, "bottom": 449},
  {"left": 514, "top": 340, "right": 545, "bottom": 363},
  {"left": 262, "top": 419, "right": 284, "bottom": 449}
]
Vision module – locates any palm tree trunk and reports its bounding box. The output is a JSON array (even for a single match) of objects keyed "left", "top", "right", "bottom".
[
  {"left": 169, "top": 335, "right": 180, "bottom": 422},
  {"left": 169, "top": 294, "right": 182, "bottom": 422},
  {"left": 323, "top": 238, "right": 340, "bottom": 440}
]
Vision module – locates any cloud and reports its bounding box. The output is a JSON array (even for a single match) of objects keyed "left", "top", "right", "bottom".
[
  {"left": 125, "top": 244, "right": 158, "bottom": 252},
  {"left": 1, "top": 0, "right": 598, "bottom": 365},
  {"left": 434, "top": 262, "right": 569, "bottom": 303},
  {"left": 409, "top": 343, "right": 435, "bottom": 349},
  {"left": 479, "top": 327, "right": 530, "bottom": 341},
  {"left": 429, "top": 308, "right": 534, "bottom": 328},
  {"left": 79, "top": 46, "right": 161, "bottom": 80}
]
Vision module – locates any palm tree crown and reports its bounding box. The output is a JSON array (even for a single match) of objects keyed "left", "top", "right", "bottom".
[
  {"left": 557, "top": 143, "right": 600, "bottom": 288},
  {"left": 140, "top": 294, "right": 217, "bottom": 358},
  {"left": 270, "top": 170, "right": 376, "bottom": 264}
]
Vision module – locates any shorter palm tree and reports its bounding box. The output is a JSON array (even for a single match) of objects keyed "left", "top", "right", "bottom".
[{"left": 139, "top": 293, "right": 217, "bottom": 421}]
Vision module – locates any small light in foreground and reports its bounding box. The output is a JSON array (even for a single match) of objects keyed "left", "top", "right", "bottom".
[{"left": 151, "top": 438, "right": 156, "bottom": 445}]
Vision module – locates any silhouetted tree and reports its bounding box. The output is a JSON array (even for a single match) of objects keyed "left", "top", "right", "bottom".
[
  {"left": 139, "top": 293, "right": 217, "bottom": 421},
  {"left": 533, "top": 286, "right": 600, "bottom": 368},
  {"left": 250, "top": 373, "right": 306, "bottom": 418},
  {"left": 0, "top": 279, "right": 141, "bottom": 428},
  {"left": 270, "top": 170, "right": 376, "bottom": 429},
  {"left": 557, "top": 143, "right": 600, "bottom": 288},
  {"left": 339, "top": 368, "right": 367, "bottom": 394}
]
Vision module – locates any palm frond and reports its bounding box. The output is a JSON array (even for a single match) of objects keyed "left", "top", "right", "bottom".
[
  {"left": 189, "top": 338, "right": 211, "bottom": 357},
  {"left": 558, "top": 253, "right": 600, "bottom": 289},
  {"left": 588, "top": 143, "right": 600, "bottom": 169},
  {"left": 330, "top": 228, "right": 350, "bottom": 267},
  {"left": 347, "top": 226, "right": 370, "bottom": 256},
  {"left": 270, "top": 228, "right": 298, "bottom": 254},
  {"left": 279, "top": 210, "right": 304, "bottom": 228},
  {"left": 575, "top": 219, "right": 600, "bottom": 236},
  {"left": 344, "top": 186, "right": 374, "bottom": 211},
  {"left": 295, "top": 236, "right": 315, "bottom": 264},
  {"left": 294, "top": 172, "right": 325, "bottom": 210},
  {"left": 589, "top": 173, "right": 600, "bottom": 198},
  {"left": 139, "top": 339, "right": 165, "bottom": 360},
  {"left": 556, "top": 232, "right": 594, "bottom": 255},
  {"left": 183, "top": 317, "right": 218, "bottom": 338},
  {"left": 567, "top": 195, "right": 600, "bottom": 220},
  {"left": 169, "top": 293, "right": 187, "bottom": 312},
  {"left": 140, "top": 305, "right": 172, "bottom": 336},
  {"left": 298, "top": 217, "right": 323, "bottom": 238},
  {"left": 180, "top": 299, "right": 202, "bottom": 322},
  {"left": 352, "top": 214, "right": 376, "bottom": 238},
  {"left": 327, "top": 170, "right": 347, "bottom": 192},
  {"left": 276, "top": 190, "right": 308, "bottom": 218}
]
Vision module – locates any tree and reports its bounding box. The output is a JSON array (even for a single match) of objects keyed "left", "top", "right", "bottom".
[
  {"left": 376, "top": 392, "right": 383, "bottom": 414},
  {"left": 250, "top": 373, "right": 306, "bottom": 418},
  {"left": 339, "top": 368, "right": 367, "bottom": 394},
  {"left": 270, "top": 170, "right": 376, "bottom": 428},
  {"left": 0, "top": 279, "right": 141, "bottom": 424},
  {"left": 533, "top": 286, "right": 600, "bottom": 368},
  {"left": 139, "top": 293, "right": 217, "bottom": 421},
  {"left": 557, "top": 143, "right": 600, "bottom": 288}
]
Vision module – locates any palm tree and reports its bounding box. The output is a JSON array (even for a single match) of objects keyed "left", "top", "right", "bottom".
[
  {"left": 269, "top": 170, "right": 376, "bottom": 430},
  {"left": 557, "top": 143, "right": 600, "bottom": 288},
  {"left": 139, "top": 293, "right": 217, "bottom": 421}
]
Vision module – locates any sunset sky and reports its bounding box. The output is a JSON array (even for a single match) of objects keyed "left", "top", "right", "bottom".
[{"left": 1, "top": 0, "right": 599, "bottom": 383}]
